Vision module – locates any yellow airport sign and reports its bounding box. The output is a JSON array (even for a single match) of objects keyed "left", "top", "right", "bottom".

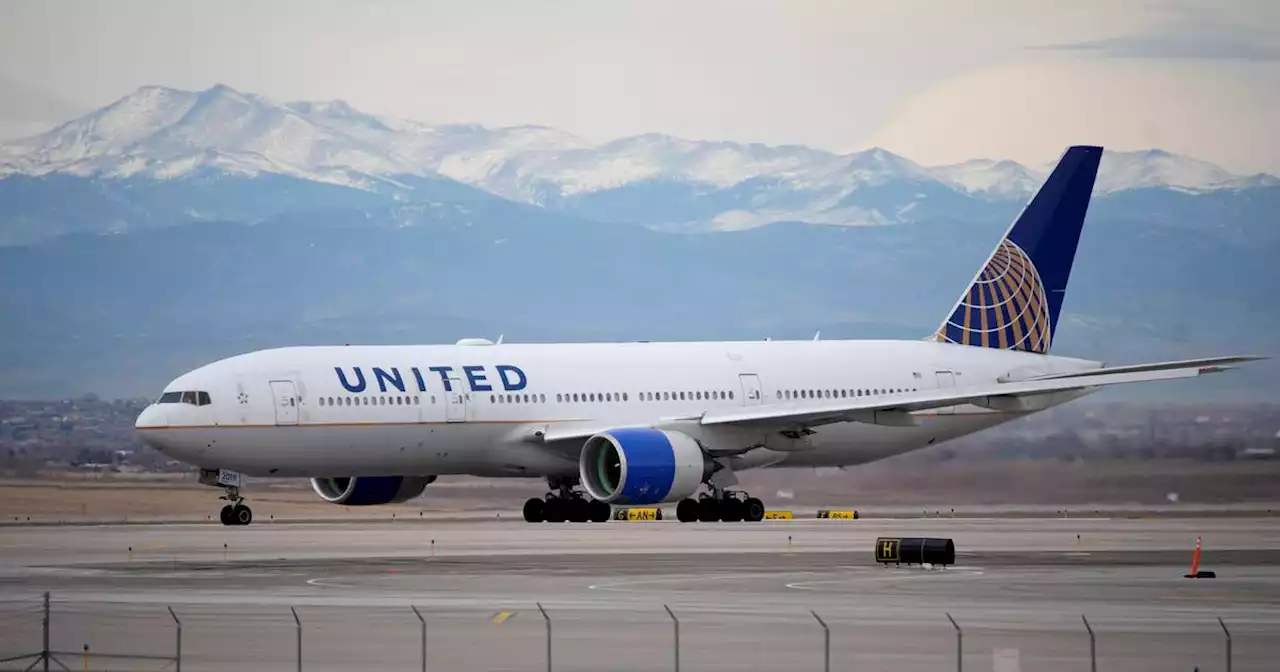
[
  {"left": 763, "top": 511, "right": 794, "bottom": 520},
  {"left": 875, "top": 537, "right": 901, "bottom": 563},
  {"left": 816, "top": 509, "right": 859, "bottom": 519},
  {"left": 613, "top": 507, "right": 662, "bottom": 521}
]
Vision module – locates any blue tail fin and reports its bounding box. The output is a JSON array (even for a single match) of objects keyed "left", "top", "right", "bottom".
[{"left": 934, "top": 145, "right": 1103, "bottom": 354}]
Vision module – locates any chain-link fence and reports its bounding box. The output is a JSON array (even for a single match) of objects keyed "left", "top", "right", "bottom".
[{"left": 0, "top": 593, "right": 1271, "bottom": 672}]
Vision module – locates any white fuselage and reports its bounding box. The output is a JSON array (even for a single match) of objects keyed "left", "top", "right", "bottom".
[{"left": 135, "top": 339, "right": 1099, "bottom": 478}]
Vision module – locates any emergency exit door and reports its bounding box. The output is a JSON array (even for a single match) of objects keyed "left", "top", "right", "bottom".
[
  {"left": 269, "top": 380, "right": 299, "bottom": 425},
  {"left": 738, "top": 374, "right": 763, "bottom": 406},
  {"left": 445, "top": 378, "right": 467, "bottom": 422},
  {"left": 934, "top": 370, "right": 956, "bottom": 415}
]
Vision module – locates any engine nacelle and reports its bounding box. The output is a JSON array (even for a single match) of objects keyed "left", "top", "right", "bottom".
[
  {"left": 310, "top": 475, "right": 435, "bottom": 506},
  {"left": 579, "top": 428, "right": 709, "bottom": 506}
]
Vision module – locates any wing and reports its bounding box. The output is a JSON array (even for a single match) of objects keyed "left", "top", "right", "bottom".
[
  {"left": 528, "top": 355, "right": 1264, "bottom": 445},
  {"left": 700, "top": 355, "right": 1265, "bottom": 429}
]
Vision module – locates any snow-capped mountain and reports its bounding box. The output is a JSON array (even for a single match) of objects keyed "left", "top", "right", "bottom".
[{"left": 1, "top": 84, "right": 1276, "bottom": 235}]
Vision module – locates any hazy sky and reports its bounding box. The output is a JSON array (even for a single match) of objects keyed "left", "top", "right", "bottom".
[{"left": 2, "top": 0, "right": 1278, "bottom": 172}]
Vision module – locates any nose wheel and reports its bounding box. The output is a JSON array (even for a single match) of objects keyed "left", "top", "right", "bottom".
[
  {"left": 217, "top": 485, "right": 253, "bottom": 526},
  {"left": 219, "top": 503, "right": 253, "bottom": 526}
]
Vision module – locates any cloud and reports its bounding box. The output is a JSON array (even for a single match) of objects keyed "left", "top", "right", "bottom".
[
  {"left": 1043, "top": 32, "right": 1280, "bottom": 62},
  {"left": 862, "top": 58, "right": 1280, "bottom": 176},
  {"left": 1037, "top": 2, "right": 1280, "bottom": 62}
]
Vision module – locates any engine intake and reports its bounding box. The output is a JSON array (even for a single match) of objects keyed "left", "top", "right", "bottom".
[
  {"left": 310, "top": 475, "right": 435, "bottom": 506},
  {"left": 579, "top": 428, "right": 709, "bottom": 506}
]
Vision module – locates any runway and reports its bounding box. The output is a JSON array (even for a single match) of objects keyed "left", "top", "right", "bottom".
[{"left": 2, "top": 517, "right": 1278, "bottom": 671}]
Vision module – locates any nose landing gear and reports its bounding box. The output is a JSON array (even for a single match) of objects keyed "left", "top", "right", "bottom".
[
  {"left": 217, "top": 486, "right": 253, "bottom": 526},
  {"left": 200, "top": 468, "right": 253, "bottom": 526}
]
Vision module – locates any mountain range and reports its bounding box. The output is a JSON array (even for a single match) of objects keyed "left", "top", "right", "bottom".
[{"left": 0, "top": 84, "right": 1276, "bottom": 400}]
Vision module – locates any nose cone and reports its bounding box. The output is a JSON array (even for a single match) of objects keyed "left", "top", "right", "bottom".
[{"left": 135, "top": 405, "right": 168, "bottom": 432}]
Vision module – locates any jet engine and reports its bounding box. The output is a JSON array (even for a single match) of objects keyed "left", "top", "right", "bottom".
[
  {"left": 579, "top": 428, "right": 710, "bottom": 506},
  {"left": 310, "top": 475, "right": 435, "bottom": 506}
]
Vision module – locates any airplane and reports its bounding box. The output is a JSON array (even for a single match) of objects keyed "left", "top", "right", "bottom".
[{"left": 135, "top": 145, "right": 1263, "bottom": 526}]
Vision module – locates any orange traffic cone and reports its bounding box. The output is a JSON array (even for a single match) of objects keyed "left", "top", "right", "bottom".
[{"left": 1184, "top": 535, "right": 1215, "bottom": 579}]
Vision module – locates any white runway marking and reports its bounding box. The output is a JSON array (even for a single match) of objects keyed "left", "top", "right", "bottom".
[
  {"left": 785, "top": 567, "right": 985, "bottom": 591},
  {"left": 306, "top": 576, "right": 359, "bottom": 589},
  {"left": 587, "top": 572, "right": 823, "bottom": 592}
]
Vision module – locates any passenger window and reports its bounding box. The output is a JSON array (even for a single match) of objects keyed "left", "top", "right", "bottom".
[
  {"left": 728, "top": 391, "right": 734, "bottom": 400},
  {"left": 414, "top": 396, "right": 420, "bottom": 405},
  {"left": 622, "top": 393, "right": 627, "bottom": 402},
  {"left": 606, "top": 393, "right": 613, "bottom": 402}
]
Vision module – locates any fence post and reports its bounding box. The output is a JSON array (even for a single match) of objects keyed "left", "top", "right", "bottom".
[
  {"left": 1082, "top": 615, "right": 1095, "bottom": 672},
  {"left": 1218, "top": 617, "right": 1231, "bottom": 672},
  {"left": 946, "top": 612, "right": 961, "bottom": 672},
  {"left": 664, "top": 605, "right": 680, "bottom": 672},
  {"left": 42, "top": 591, "right": 50, "bottom": 672},
  {"left": 291, "top": 607, "right": 302, "bottom": 672},
  {"left": 812, "top": 611, "right": 830, "bottom": 672},
  {"left": 168, "top": 607, "right": 182, "bottom": 672},
  {"left": 411, "top": 606, "right": 426, "bottom": 672},
  {"left": 537, "top": 603, "right": 551, "bottom": 672}
]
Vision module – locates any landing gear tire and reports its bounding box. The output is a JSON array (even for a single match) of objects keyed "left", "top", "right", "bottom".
[
  {"left": 523, "top": 498, "right": 545, "bottom": 523},
  {"left": 220, "top": 504, "right": 252, "bottom": 526},
  {"left": 568, "top": 498, "right": 590, "bottom": 523},
  {"left": 743, "top": 497, "right": 765, "bottom": 522},
  {"left": 233, "top": 505, "right": 253, "bottom": 526},
  {"left": 588, "top": 499, "right": 610, "bottom": 523},
  {"left": 697, "top": 497, "right": 721, "bottom": 522},
  {"left": 545, "top": 497, "right": 567, "bottom": 523},
  {"left": 719, "top": 497, "right": 744, "bottom": 522},
  {"left": 676, "top": 499, "right": 699, "bottom": 523}
]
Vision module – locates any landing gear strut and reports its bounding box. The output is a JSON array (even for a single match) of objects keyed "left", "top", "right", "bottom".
[
  {"left": 676, "top": 490, "right": 765, "bottom": 523},
  {"left": 523, "top": 477, "right": 610, "bottom": 523}
]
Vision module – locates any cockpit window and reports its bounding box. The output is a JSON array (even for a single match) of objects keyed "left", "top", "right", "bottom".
[{"left": 158, "top": 390, "right": 212, "bottom": 406}]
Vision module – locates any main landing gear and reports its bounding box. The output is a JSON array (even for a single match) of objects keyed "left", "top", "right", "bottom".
[
  {"left": 675, "top": 490, "right": 766, "bottom": 523},
  {"left": 523, "top": 478, "right": 610, "bottom": 523}
]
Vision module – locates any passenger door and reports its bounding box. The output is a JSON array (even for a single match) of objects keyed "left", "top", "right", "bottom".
[
  {"left": 268, "top": 380, "right": 299, "bottom": 425},
  {"left": 738, "top": 373, "right": 763, "bottom": 406},
  {"left": 446, "top": 378, "right": 467, "bottom": 422},
  {"left": 934, "top": 370, "right": 956, "bottom": 415}
]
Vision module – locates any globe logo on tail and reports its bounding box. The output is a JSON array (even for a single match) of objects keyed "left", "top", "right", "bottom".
[{"left": 935, "top": 239, "right": 1052, "bottom": 354}]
